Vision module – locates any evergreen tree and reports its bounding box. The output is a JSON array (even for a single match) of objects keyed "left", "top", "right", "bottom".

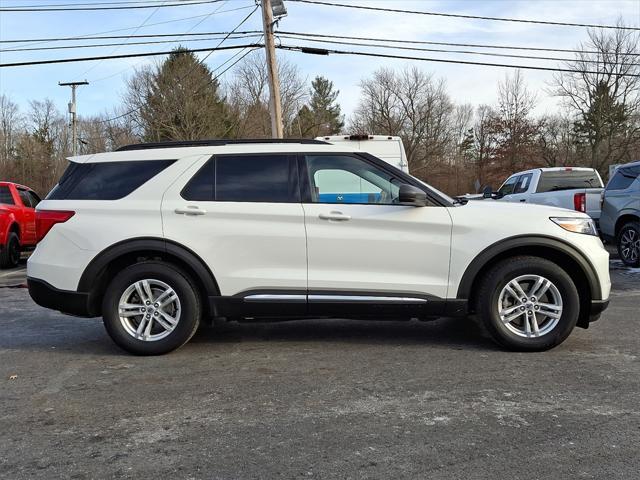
[
  {"left": 294, "top": 76, "right": 343, "bottom": 137},
  {"left": 126, "top": 48, "right": 229, "bottom": 141}
]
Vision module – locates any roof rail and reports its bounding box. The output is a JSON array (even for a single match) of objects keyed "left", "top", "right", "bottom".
[{"left": 116, "top": 139, "right": 329, "bottom": 152}]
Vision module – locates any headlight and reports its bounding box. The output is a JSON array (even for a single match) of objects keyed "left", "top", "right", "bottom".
[{"left": 550, "top": 217, "right": 598, "bottom": 236}]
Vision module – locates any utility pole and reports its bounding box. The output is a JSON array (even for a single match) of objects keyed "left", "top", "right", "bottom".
[
  {"left": 261, "top": 0, "right": 285, "bottom": 139},
  {"left": 59, "top": 80, "right": 89, "bottom": 156}
]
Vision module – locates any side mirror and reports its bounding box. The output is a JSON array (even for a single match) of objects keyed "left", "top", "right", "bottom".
[
  {"left": 399, "top": 184, "right": 428, "bottom": 206},
  {"left": 482, "top": 186, "right": 493, "bottom": 198}
]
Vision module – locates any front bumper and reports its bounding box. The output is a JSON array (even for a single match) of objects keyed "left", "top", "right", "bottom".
[{"left": 27, "top": 277, "right": 94, "bottom": 317}]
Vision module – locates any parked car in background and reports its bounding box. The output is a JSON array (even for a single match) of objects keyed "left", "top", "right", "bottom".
[
  {"left": 0, "top": 181, "right": 41, "bottom": 268},
  {"left": 316, "top": 135, "right": 410, "bottom": 173},
  {"left": 27, "top": 139, "right": 609, "bottom": 355},
  {"left": 497, "top": 167, "right": 604, "bottom": 221},
  {"left": 599, "top": 160, "right": 640, "bottom": 267}
]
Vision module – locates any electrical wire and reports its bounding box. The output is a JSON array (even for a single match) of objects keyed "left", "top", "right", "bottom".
[
  {"left": 0, "top": 0, "right": 223, "bottom": 12},
  {"left": 288, "top": 0, "right": 640, "bottom": 31},
  {"left": 276, "top": 44, "right": 640, "bottom": 77},
  {"left": 276, "top": 35, "right": 640, "bottom": 66},
  {"left": 0, "top": 30, "right": 262, "bottom": 44},
  {"left": 0, "top": 43, "right": 262, "bottom": 67}
]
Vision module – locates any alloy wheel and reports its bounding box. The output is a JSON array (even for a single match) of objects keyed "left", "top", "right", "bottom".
[
  {"left": 118, "top": 279, "right": 181, "bottom": 341},
  {"left": 620, "top": 228, "right": 640, "bottom": 264},
  {"left": 497, "top": 274, "right": 563, "bottom": 338}
]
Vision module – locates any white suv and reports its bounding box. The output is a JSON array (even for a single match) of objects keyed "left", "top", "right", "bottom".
[{"left": 27, "top": 140, "right": 611, "bottom": 355}]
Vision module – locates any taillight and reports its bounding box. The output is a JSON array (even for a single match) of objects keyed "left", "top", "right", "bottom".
[
  {"left": 35, "top": 210, "right": 75, "bottom": 242},
  {"left": 573, "top": 192, "right": 586, "bottom": 212}
]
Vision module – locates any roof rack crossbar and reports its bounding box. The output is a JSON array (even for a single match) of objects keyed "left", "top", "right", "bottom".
[{"left": 116, "top": 139, "right": 329, "bottom": 151}]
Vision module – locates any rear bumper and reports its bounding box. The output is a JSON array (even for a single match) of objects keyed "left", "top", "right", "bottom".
[{"left": 27, "top": 277, "right": 94, "bottom": 317}]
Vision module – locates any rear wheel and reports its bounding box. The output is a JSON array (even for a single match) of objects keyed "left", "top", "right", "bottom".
[
  {"left": 0, "top": 232, "right": 20, "bottom": 269},
  {"left": 102, "top": 261, "right": 201, "bottom": 355},
  {"left": 476, "top": 256, "right": 580, "bottom": 351},
  {"left": 617, "top": 221, "right": 640, "bottom": 267}
]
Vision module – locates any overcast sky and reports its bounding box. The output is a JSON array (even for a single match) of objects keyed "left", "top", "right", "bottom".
[{"left": 1, "top": 0, "right": 639, "bottom": 123}]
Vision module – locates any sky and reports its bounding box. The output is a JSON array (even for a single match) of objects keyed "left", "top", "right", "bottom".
[{"left": 1, "top": 0, "right": 639, "bottom": 124}]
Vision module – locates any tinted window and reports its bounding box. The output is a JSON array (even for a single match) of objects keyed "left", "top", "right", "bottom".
[
  {"left": 536, "top": 170, "right": 603, "bottom": 193},
  {"left": 28, "top": 191, "right": 41, "bottom": 208},
  {"left": 47, "top": 160, "right": 175, "bottom": 200},
  {"left": 606, "top": 166, "right": 640, "bottom": 191},
  {"left": 306, "top": 155, "right": 401, "bottom": 204},
  {"left": 215, "top": 155, "right": 296, "bottom": 202},
  {"left": 181, "top": 159, "right": 214, "bottom": 201},
  {"left": 514, "top": 174, "right": 532, "bottom": 194},
  {"left": 18, "top": 189, "right": 33, "bottom": 208},
  {"left": 498, "top": 176, "right": 518, "bottom": 196},
  {"left": 0, "top": 186, "right": 14, "bottom": 205}
]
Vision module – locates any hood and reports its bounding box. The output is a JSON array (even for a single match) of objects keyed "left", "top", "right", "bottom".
[{"left": 458, "top": 198, "right": 588, "bottom": 218}]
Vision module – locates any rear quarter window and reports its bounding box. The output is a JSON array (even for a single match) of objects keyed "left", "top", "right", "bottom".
[
  {"left": 536, "top": 170, "right": 603, "bottom": 193},
  {"left": 606, "top": 166, "right": 640, "bottom": 191},
  {"left": 47, "top": 160, "right": 175, "bottom": 200},
  {"left": 0, "top": 186, "right": 14, "bottom": 205}
]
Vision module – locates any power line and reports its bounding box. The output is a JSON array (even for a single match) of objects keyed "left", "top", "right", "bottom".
[
  {"left": 276, "top": 30, "right": 639, "bottom": 56},
  {"left": 288, "top": 0, "right": 640, "bottom": 31},
  {"left": 1, "top": 4, "right": 256, "bottom": 48},
  {"left": 0, "top": 43, "right": 262, "bottom": 68},
  {"left": 0, "top": 30, "right": 262, "bottom": 44},
  {"left": 276, "top": 44, "right": 640, "bottom": 77},
  {"left": 1, "top": 0, "right": 224, "bottom": 12},
  {"left": 5, "top": 1, "right": 210, "bottom": 7},
  {"left": 276, "top": 35, "right": 640, "bottom": 66}
]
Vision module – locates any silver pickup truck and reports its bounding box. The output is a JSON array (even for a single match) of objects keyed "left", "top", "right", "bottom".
[{"left": 497, "top": 167, "right": 604, "bottom": 221}]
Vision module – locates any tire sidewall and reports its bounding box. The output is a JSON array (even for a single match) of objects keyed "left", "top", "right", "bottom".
[
  {"left": 1, "top": 232, "right": 20, "bottom": 268},
  {"left": 102, "top": 262, "right": 200, "bottom": 355},
  {"left": 617, "top": 222, "right": 640, "bottom": 267},
  {"left": 482, "top": 259, "right": 580, "bottom": 351}
]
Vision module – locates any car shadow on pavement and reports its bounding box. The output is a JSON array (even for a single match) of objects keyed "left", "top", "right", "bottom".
[{"left": 190, "top": 316, "right": 500, "bottom": 352}]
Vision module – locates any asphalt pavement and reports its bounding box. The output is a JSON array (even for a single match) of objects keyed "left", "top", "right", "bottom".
[{"left": 0, "top": 258, "right": 639, "bottom": 479}]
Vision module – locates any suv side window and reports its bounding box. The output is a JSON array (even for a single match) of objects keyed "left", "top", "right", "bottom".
[
  {"left": 216, "top": 154, "right": 298, "bottom": 203},
  {"left": 47, "top": 160, "right": 175, "bottom": 200},
  {"left": 305, "top": 154, "right": 401, "bottom": 205},
  {"left": 514, "top": 173, "right": 532, "bottom": 194},
  {"left": 498, "top": 176, "right": 519, "bottom": 196},
  {"left": 0, "top": 186, "right": 14, "bottom": 205},
  {"left": 606, "top": 166, "right": 640, "bottom": 191}
]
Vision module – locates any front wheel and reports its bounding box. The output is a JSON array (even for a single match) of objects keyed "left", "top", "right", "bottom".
[
  {"left": 617, "top": 221, "right": 640, "bottom": 267},
  {"left": 476, "top": 256, "right": 580, "bottom": 351},
  {"left": 102, "top": 262, "right": 201, "bottom": 355}
]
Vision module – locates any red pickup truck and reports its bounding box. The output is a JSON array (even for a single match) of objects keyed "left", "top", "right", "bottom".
[{"left": 0, "top": 182, "right": 41, "bottom": 268}]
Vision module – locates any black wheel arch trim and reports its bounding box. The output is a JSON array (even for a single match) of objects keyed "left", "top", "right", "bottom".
[
  {"left": 77, "top": 237, "right": 220, "bottom": 297},
  {"left": 456, "top": 235, "right": 602, "bottom": 301}
]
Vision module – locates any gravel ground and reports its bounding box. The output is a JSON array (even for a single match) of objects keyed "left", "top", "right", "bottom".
[{"left": 0, "top": 259, "right": 638, "bottom": 479}]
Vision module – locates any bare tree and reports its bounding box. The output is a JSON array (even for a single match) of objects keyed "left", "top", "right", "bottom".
[
  {"left": 0, "top": 95, "right": 23, "bottom": 173},
  {"left": 227, "top": 52, "right": 307, "bottom": 138},
  {"left": 553, "top": 22, "right": 640, "bottom": 173},
  {"left": 351, "top": 67, "right": 454, "bottom": 177}
]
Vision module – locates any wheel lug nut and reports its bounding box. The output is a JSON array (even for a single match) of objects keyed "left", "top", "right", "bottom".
[
  {"left": 154, "top": 312, "right": 158, "bottom": 316},
  {"left": 530, "top": 297, "right": 536, "bottom": 301},
  {"left": 520, "top": 306, "right": 525, "bottom": 311},
  {"left": 522, "top": 298, "right": 527, "bottom": 303},
  {"left": 154, "top": 303, "right": 159, "bottom": 307},
  {"left": 535, "top": 305, "right": 539, "bottom": 310},
  {"left": 146, "top": 301, "right": 150, "bottom": 305}
]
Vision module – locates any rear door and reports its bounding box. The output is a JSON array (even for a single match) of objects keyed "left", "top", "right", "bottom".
[
  {"left": 300, "top": 153, "right": 452, "bottom": 313},
  {"left": 161, "top": 153, "right": 307, "bottom": 311}
]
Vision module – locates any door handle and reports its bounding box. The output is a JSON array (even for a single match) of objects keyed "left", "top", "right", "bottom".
[
  {"left": 175, "top": 206, "right": 207, "bottom": 216},
  {"left": 319, "top": 211, "right": 351, "bottom": 221},
  {"left": 519, "top": 199, "right": 526, "bottom": 202}
]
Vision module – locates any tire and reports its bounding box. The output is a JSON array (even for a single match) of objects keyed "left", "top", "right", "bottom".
[
  {"left": 617, "top": 221, "right": 640, "bottom": 267},
  {"left": 101, "top": 261, "right": 201, "bottom": 355},
  {"left": 476, "top": 256, "right": 580, "bottom": 351},
  {"left": 0, "top": 232, "right": 21, "bottom": 269}
]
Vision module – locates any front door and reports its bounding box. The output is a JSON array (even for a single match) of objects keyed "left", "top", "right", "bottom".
[{"left": 300, "top": 153, "right": 453, "bottom": 314}]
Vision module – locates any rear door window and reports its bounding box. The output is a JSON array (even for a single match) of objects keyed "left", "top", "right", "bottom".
[
  {"left": 215, "top": 154, "right": 298, "bottom": 203},
  {"left": 17, "top": 189, "right": 34, "bottom": 208},
  {"left": 536, "top": 170, "right": 602, "bottom": 193},
  {"left": 0, "top": 186, "right": 14, "bottom": 205},
  {"left": 47, "top": 160, "right": 175, "bottom": 200},
  {"left": 606, "top": 166, "right": 640, "bottom": 191}
]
